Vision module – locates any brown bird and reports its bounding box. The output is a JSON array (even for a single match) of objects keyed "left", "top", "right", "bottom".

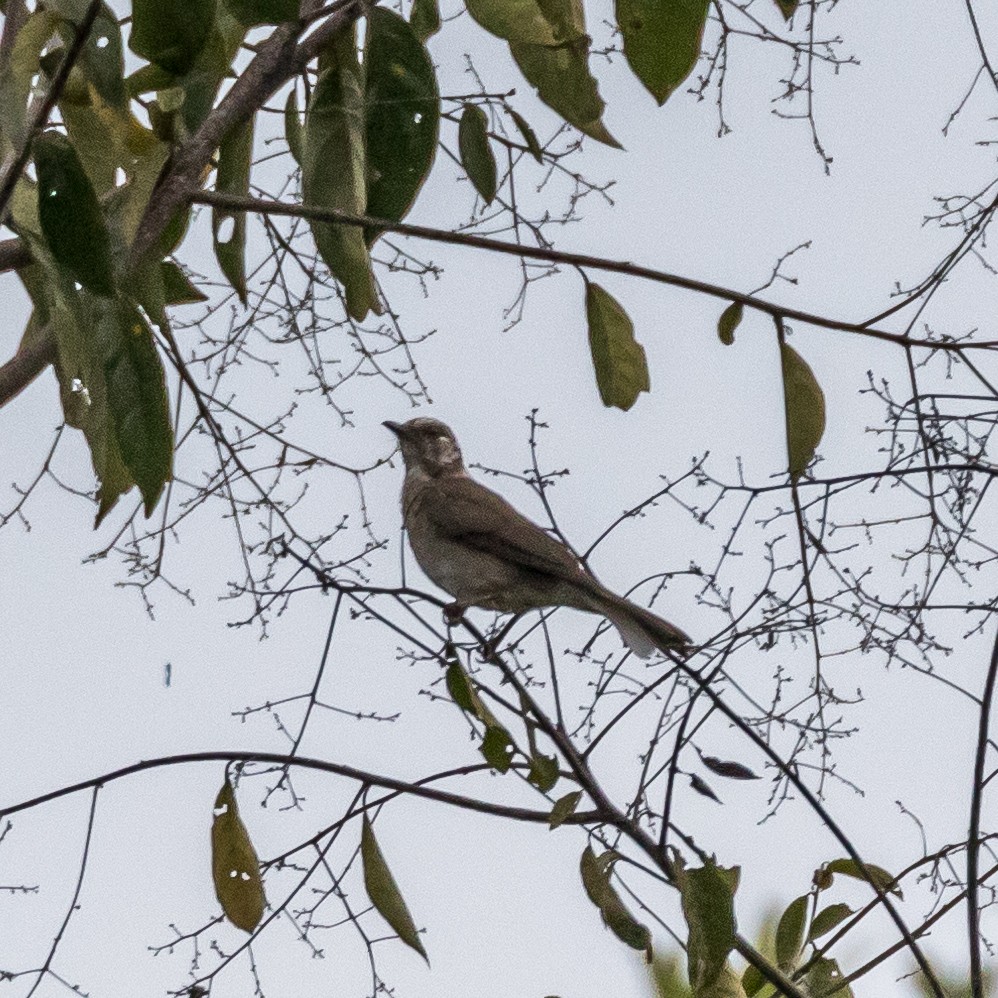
[{"left": 384, "top": 417, "right": 691, "bottom": 658}]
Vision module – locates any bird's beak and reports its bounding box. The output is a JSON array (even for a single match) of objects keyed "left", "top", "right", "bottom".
[{"left": 383, "top": 420, "right": 403, "bottom": 438}]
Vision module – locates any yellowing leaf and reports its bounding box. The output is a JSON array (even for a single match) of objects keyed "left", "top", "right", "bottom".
[
  {"left": 585, "top": 281, "right": 650, "bottom": 411},
  {"left": 458, "top": 104, "right": 497, "bottom": 204},
  {"left": 549, "top": 790, "right": 582, "bottom": 829},
  {"left": 465, "top": 0, "right": 563, "bottom": 45},
  {"left": 617, "top": 0, "right": 708, "bottom": 105},
  {"left": 824, "top": 858, "right": 902, "bottom": 899},
  {"left": 780, "top": 342, "right": 826, "bottom": 481},
  {"left": 717, "top": 301, "right": 742, "bottom": 345},
  {"left": 211, "top": 778, "right": 265, "bottom": 933},
  {"left": 361, "top": 816, "right": 428, "bottom": 962}
]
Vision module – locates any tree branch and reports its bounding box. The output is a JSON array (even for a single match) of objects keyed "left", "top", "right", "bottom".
[{"left": 0, "top": 324, "right": 55, "bottom": 407}]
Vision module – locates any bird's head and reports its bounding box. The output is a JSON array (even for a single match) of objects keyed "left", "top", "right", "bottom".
[{"left": 384, "top": 417, "right": 465, "bottom": 477}]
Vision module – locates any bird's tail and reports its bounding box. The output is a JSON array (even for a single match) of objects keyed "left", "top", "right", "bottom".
[{"left": 578, "top": 586, "right": 692, "bottom": 659}]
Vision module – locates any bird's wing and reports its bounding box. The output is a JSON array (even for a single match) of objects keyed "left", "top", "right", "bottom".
[{"left": 423, "top": 476, "right": 590, "bottom": 584}]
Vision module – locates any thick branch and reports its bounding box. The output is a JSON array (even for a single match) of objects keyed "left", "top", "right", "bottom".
[{"left": 0, "top": 325, "right": 55, "bottom": 407}]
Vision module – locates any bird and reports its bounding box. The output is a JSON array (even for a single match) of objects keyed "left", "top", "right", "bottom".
[{"left": 383, "top": 417, "right": 691, "bottom": 658}]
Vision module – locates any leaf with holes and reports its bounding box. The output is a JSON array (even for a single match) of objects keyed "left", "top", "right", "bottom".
[
  {"left": 717, "top": 301, "right": 742, "bottom": 345},
  {"left": 49, "top": 0, "right": 126, "bottom": 108},
  {"left": 616, "top": 0, "right": 708, "bottom": 105},
  {"left": 130, "top": 0, "right": 216, "bottom": 75},
  {"left": 781, "top": 341, "right": 825, "bottom": 481},
  {"left": 213, "top": 115, "right": 254, "bottom": 304},
  {"left": 302, "top": 24, "right": 380, "bottom": 320},
  {"left": 806, "top": 957, "right": 854, "bottom": 997},
  {"left": 675, "top": 854, "right": 739, "bottom": 994},
  {"left": 458, "top": 104, "right": 497, "bottom": 204},
  {"left": 35, "top": 131, "right": 115, "bottom": 296},
  {"left": 528, "top": 752, "right": 559, "bottom": 793},
  {"left": 0, "top": 10, "right": 60, "bottom": 151},
  {"left": 585, "top": 281, "right": 650, "bottom": 411},
  {"left": 361, "top": 816, "right": 428, "bottom": 962},
  {"left": 364, "top": 7, "right": 439, "bottom": 241},
  {"left": 480, "top": 724, "right": 514, "bottom": 773},
  {"left": 212, "top": 778, "right": 265, "bottom": 932}
]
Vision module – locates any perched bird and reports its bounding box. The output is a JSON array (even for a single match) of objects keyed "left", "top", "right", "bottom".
[{"left": 384, "top": 417, "right": 691, "bottom": 658}]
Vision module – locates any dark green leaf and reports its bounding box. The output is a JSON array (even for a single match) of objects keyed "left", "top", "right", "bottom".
[
  {"left": 699, "top": 753, "right": 759, "bottom": 781},
  {"left": 480, "top": 724, "right": 514, "bottom": 773},
  {"left": 549, "top": 790, "right": 582, "bottom": 829},
  {"left": 125, "top": 62, "right": 176, "bottom": 97},
  {"left": 824, "top": 858, "right": 902, "bottom": 899},
  {"left": 50, "top": 1, "right": 126, "bottom": 108},
  {"left": 807, "top": 903, "right": 853, "bottom": 942},
  {"left": 742, "top": 964, "right": 765, "bottom": 997},
  {"left": 364, "top": 7, "right": 439, "bottom": 239},
  {"left": 511, "top": 36, "right": 619, "bottom": 147},
  {"left": 717, "top": 301, "right": 743, "bottom": 345},
  {"left": 780, "top": 341, "right": 825, "bottom": 481},
  {"left": 161, "top": 261, "right": 209, "bottom": 305},
  {"left": 212, "top": 778, "right": 266, "bottom": 932},
  {"left": 458, "top": 104, "right": 497, "bottom": 204},
  {"left": 223, "top": 0, "right": 299, "bottom": 26},
  {"left": 805, "top": 957, "right": 854, "bottom": 998},
  {"left": 303, "top": 25, "right": 380, "bottom": 320},
  {"left": 129, "top": 0, "right": 216, "bottom": 75},
  {"left": 584, "top": 281, "right": 650, "bottom": 411},
  {"left": 409, "top": 0, "right": 441, "bottom": 42},
  {"left": 103, "top": 301, "right": 173, "bottom": 516},
  {"left": 675, "top": 855, "right": 739, "bottom": 994},
  {"left": 445, "top": 659, "right": 477, "bottom": 713},
  {"left": 689, "top": 773, "right": 722, "bottom": 803},
  {"left": 284, "top": 87, "right": 303, "bottom": 164},
  {"left": 361, "top": 816, "right": 428, "bottom": 961},
  {"left": 174, "top": 6, "right": 245, "bottom": 132},
  {"left": 775, "top": 894, "right": 807, "bottom": 971},
  {"left": 35, "top": 131, "right": 115, "bottom": 296},
  {"left": 213, "top": 114, "right": 254, "bottom": 304},
  {"left": 774, "top": 0, "right": 799, "bottom": 20},
  {"left": 579, "top": 847, "right": 651, "bottom": 957},
  {"left": 616, "top": 0, "right": 708, "bottom": 105},
  {"left": 528, "top": 752, "right": 559, "bottom": 793},
  {"left": 507, "top": 107, "right": 544, "bottom": 163}
]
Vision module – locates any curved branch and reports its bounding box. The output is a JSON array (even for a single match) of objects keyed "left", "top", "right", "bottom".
[{"left": 0, "top": 323, "right": 55, "bottom": 407}]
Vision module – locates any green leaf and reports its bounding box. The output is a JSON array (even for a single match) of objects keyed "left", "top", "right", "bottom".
[
  {"left": 579, "top": 847, "right": 652, "bottom": 957},
  {"left": 174, "top": 6, "right": 245, "bottom": 133},
  {"left": 213, "top": 115, "right": 254, "bottom": 304},
  {"left": 161, "top": 261, "right": 209, "bottom": 305},
  {"left": 35, "top": 131, "right": 115, "bottom": 296},
  {"left": 129, "top": 0, "right": 216, "bottom": 75},
  {"left": 805, "top": 957, "right": 854, "bottom": 998},
  {"left": 780, "top": 341, "right": 826, "bottom": 481},
  {"left": 480, "top": 724, "right": 514, "bottom": 773},
  {"left": 528, "top": 752, "right": 559, "bottom": 793},
  {"left": 510, "top": 37, "right": 619, "bottom": 147},
  {"left": 364, "top": 7, "right": 439, "bottom": 239},
  {"left": 698, "top": 753, "right": 759, "bottom": 780},
  {"left": 824, "top": 858, "right": 902, "bottom": 899},
  {"left": 458, "top": 104, "right": 498, "bottom": 204},
  {"left": 507, "top": 107, "right": 544, "bottom": 163},
  {"left": 361, "top": 816, "right": 428, "bottom": 962},
  {"left": 303, "top": 25, "right": 380, "bottom": 320},
  {"left": 741, "top": 964, "right": 765, "bottom": 998},
  {"left": 466, "top": 0, "right": 563, "bottom": 45},
  {"left": 807, "top": 903, "right": 853, "bottom": 942},
  {"left": 212, "top": 778, "right": 266, "bottom": 932},
  {"left": 549, "top": 790, "right": 582, "bottom": 829},
  {"left": 409, "top": 0, "right": 441, "bottom": 42},
  {"left": 0, "top": 10, "right": 61, "bottom": 150},
  {"left": 773, "top": 0, "right": 799, "bottom": 20},
  {"left": 103, "top": 301, "right": 173, "bottom": 516},
  {"left": 717, "top": 301, "right": 742, "bottom": 346},
  {"left": 125, "top": 62, "right": 176, "bottom": 97},
  {"left": 284, "top": 87, "right": 303, "bottom": 164},
  {"left": 584, "top": 281, "right": 650, "bottom": 411},
  {"left": 223, "top": 0, "right": 299, "bottom": 26},
  {"left": 616, "top": 0, "right": 708, "bottom": 105},
  {"left": 650, "top": 954, "right": 692, "bottom": 998},
  {"left": 674, "top": 855, "right": 739, "bottom": 994},
  {"left": 774, "top": 894, "right": 807, "bottom": 971}
]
